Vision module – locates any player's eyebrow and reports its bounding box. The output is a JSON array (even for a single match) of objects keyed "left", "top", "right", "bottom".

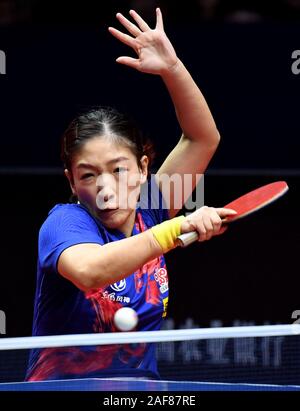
[
  {"left": 76, "top": 157, "right": 130, "bottom": 169},
  {"left": 106, "top": 156, "right": 130, "bottom": 165}
]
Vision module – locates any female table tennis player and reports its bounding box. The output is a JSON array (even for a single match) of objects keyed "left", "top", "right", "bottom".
[{"left": 26, "top": 8, "right": 236, "bottom": 381}]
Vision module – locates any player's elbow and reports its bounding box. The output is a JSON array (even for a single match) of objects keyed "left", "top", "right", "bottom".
[
  {"left": 58, "top": 259, "right": 107, "bottom": 292},
  {"left": 199, "top": 127, "right": 220, "bottom": 153},
  {"left": 74, "top": 263, "right": 108, "bottom": 291},
  {"left": 210, "top": 128, "right": 221, "bottom": 150},
  {"left": 206, "top": 129, "right": 221, "bottom": 158},
  {"left": 58, "top": 244, "right": 110, "bottom": 291}
]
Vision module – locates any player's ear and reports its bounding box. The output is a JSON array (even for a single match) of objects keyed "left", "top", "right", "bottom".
[
  {"left": 139, "top": 155, "right": 149, "bottom": 184},
  {"left": 64, "top": 169, "right": 77, "bottom": 195}
]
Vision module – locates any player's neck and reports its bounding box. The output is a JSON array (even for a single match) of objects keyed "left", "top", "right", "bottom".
[{"left": 118, "top": 209, "right": 136, "bottom": 238}]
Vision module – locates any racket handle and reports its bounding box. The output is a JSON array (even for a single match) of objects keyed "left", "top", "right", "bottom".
[{"left": 176, "top": 231, "right": 199, "bottom": 247}]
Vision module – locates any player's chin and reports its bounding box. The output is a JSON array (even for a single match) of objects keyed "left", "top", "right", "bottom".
[{"left": 97, "top": 209, "right": 129, "bottom": 229}]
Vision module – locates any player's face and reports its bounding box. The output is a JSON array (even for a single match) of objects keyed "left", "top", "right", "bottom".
[{"left": 66, "top": 137, "right": 148, "bottom": 236}]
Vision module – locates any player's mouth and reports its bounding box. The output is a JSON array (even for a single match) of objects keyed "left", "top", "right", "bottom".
[{"left": 100, "top": 208, "right": 119, "bottom": 217}]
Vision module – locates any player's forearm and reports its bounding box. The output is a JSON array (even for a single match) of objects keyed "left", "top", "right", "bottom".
[
  {"left": 85, "top": 230, "right": 164, "bottom": 289},
  {"left": 161, "top": 59, "right": 220, "bottom": 146}
]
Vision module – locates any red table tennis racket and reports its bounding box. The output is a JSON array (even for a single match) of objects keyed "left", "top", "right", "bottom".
[{"left": 177, "top": 181, "right": 289, "bottom": 247}]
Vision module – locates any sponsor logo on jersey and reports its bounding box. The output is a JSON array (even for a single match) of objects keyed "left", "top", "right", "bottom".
[
  {"left": 162, "top": 297, "right": 169, "bottom": 318},
  {"left": 154, "top": 268, "right": 168, "bottom": 293},
  {"left": 102, "top": 291, "right": 131, "bottom": 303},
  {"left": 110, "top": 279, "right": 126, "bottom": 292}
]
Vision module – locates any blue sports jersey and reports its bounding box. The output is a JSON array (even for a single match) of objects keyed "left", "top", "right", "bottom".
[{"left": 26, "top": 179, "right": 170, "bottom": 381}]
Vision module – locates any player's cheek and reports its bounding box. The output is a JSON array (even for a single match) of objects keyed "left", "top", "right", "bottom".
[
  {"left": 127, "top": 185, "right": 140, "bottom": 209},
  {"left": 80, "top": 187, "right": 96, "bottom": 204}
]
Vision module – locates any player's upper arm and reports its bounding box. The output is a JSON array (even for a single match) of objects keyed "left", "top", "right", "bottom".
[
  {"left": 156, "top": 133, "right": 220, "bottom": 218},
  {"left": 57, "top": 243, "right": 103, "bottom": 291}
]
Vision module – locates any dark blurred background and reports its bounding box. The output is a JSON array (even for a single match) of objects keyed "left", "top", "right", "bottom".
[{"left": 0, "top": 0, "right": 300, "bottom": 340}]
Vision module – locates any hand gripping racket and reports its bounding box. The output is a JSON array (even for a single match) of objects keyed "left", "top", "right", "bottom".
[{"left": 177, "top": 181, "right": 289, "bottom": 247}]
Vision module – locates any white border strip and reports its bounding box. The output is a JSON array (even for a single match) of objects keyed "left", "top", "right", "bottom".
[{"left": 0, "top": 324, "right": 299, "bottom": 351}]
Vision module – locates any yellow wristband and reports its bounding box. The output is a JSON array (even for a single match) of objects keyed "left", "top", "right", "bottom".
[{"left": 150, "top": 215, "right": 186, "bottom": 253}]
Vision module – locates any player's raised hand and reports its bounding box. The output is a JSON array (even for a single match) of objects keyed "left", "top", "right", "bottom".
[{"left": 108, "top": 8, "right": 178, "bottom": 75}]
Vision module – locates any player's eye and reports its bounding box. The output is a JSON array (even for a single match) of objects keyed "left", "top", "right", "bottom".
[
  {"left": 80, "top": 173, "right": 94, "bottom": 180},
  {"left": 114, "top": 167, "right": 127, "bottom": 174}
]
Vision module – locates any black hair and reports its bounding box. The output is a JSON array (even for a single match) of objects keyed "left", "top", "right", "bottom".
[{"left": 61, "top": 106, "right": 155, "bottom": 172}]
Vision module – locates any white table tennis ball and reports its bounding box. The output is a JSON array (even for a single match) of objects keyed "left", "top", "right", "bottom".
[{"left": 114, "top": 307, "right": 138, "bottom": 331}]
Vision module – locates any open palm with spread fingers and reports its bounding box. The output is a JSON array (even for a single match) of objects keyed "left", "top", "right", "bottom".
[{"left": 108, "top": 8, "right": 178, "bottom": 75}]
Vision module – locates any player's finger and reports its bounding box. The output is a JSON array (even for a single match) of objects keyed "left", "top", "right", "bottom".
[
  {"left": 129, "top": 9, "right": 151, "bottom": 32},
  {"left": 116, "top": 56, "right": 140, "bottom": 70},
  {"left": 202, "top": 214, "right": 214, "bottom": 240},
  {"left": 116, "top": 12, "right": 142, "bottom": 37},
  {"left": 194, "top": 220, "right": 207, "bottom": 242},
  {"left": 155, "top": 7, "right": 164, "bottom": 30},
  {"left": 108, "top": 27, "right": 136, "bottom": 49},
  {"left": 214, "top": 225, "right": 228, "bottom": 236},
  {"left": 215, "top": 207, "right": 238, "bottom": 218},
  {"left": 208, "top": 210, "right": 223, "bottom": 230}
]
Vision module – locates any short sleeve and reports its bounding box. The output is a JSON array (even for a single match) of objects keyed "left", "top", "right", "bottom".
[{"left": 38, "top": 204, "right": 104, "bottom": 275}]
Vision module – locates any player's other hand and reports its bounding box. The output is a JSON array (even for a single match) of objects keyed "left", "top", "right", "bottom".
[
  {"left": 180, "top": 207, "right": 237, "bottom": 242},
  {"left": 108, "top": 8, "right": 178, "bottom": 76}
]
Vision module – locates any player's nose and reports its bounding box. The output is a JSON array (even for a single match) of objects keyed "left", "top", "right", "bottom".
[{"left": 96, "top": 173, "right": 116, "bottom": 192}]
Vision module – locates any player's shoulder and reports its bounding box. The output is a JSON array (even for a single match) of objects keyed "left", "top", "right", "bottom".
[
  {"left": 40, "top": 203, "right": 97, "bottom": 233},
  {"left": 48, "top": 202, "right": 91, "bottom": 219}
]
